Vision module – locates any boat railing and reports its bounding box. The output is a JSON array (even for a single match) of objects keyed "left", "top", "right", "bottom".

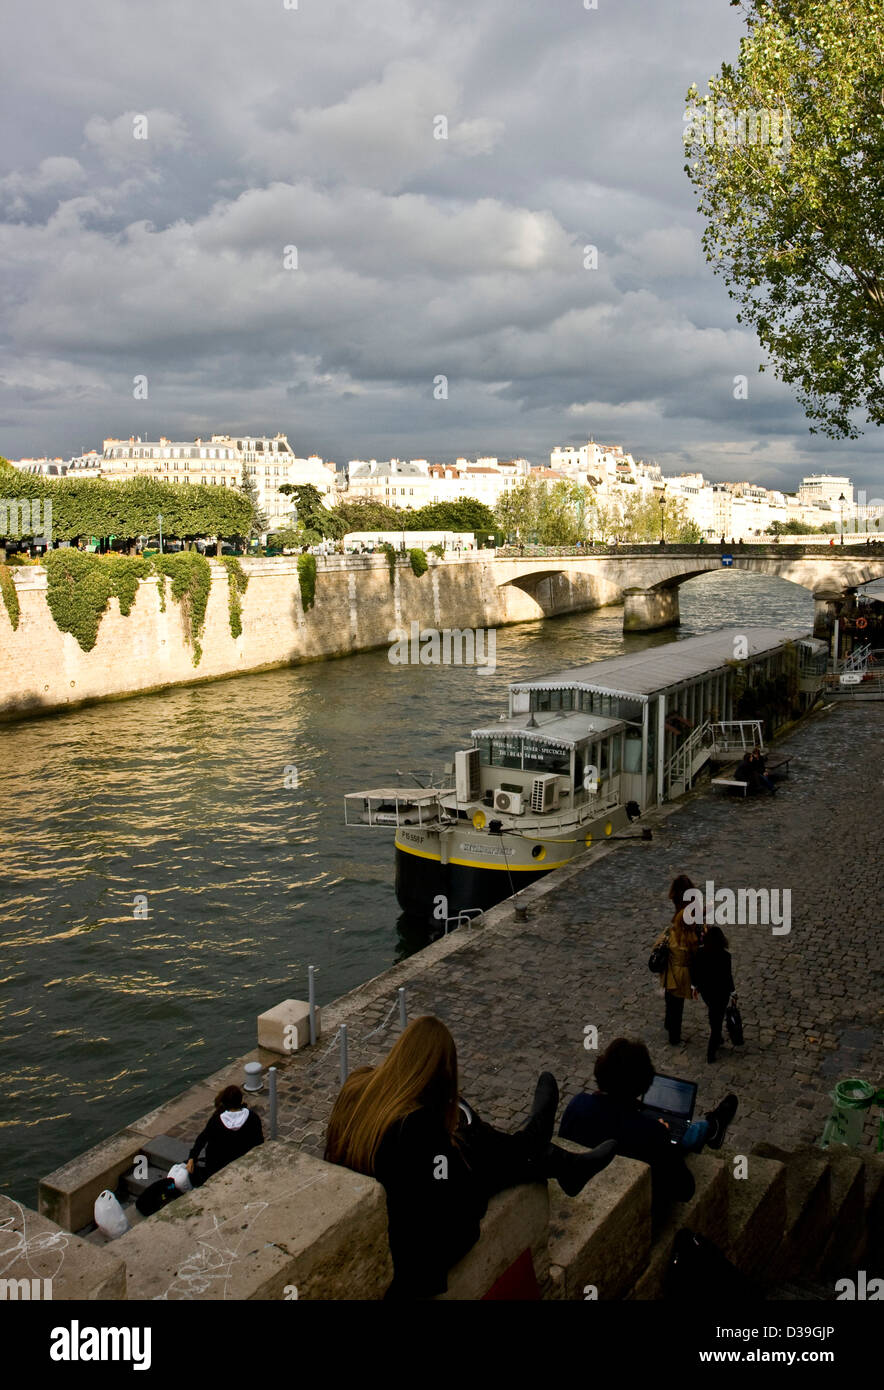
[
  {"left": 834, "top": 643, "right": 873, "bottom": 673},
  {"left": 344, "top": 787, "right": 450, "bottom": 829},
  {"left": 708, "top": 720, "right": 766, "bottom": 756},
  {"left": 665, "top": 720, "right": 711, "bottom": 794}
]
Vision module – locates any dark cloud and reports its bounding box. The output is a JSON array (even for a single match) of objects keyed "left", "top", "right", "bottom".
[{"left": 0, "top": 0, "right": 880, "bottom": 494}]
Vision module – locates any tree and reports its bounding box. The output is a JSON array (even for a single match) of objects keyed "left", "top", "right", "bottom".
[
  {"left": 277, "top": 483, "right": 346, "bottom": 538},
  {"left": 0, "top": 464, "right": 253, "bottom": 555},
  {"left": 239, "top": 466, "right": 269, "bottom": 541},
  {"left": 684, "top": 0, "right": 884, "bottom": 437},
  {"left": 332, "top": 498, "right": 403, "bottom": 533},
  {"left": 410, "top": 498, "right": 498, "bottom": 534}
]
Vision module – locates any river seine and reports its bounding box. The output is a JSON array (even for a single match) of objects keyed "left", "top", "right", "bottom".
[{"left": 0, "top": 571, "right": 813, "bottom": 1202}]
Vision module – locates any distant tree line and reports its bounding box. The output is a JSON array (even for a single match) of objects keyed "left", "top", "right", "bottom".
[{"left": 0, "top": 458, "right": 254, "bottom": 556}]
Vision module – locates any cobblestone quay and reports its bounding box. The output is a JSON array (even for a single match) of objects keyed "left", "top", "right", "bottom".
[{"left": 172, "top": 702, "right": 884, "bottom": 1162}]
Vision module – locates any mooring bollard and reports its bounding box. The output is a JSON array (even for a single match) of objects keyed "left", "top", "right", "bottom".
[
  {"left": 398, "top": 986, "right": 407, "bottom": 1030},
  {"left": 308, "top": 965, "right": 317, "bottom": 1047},
  {"left": 244, "top": 1061, "right": 264, "bottom": 1093},
  {"left": 268, "top": 1065, "right": 278, "bottom": 1140},
  {"left": 340, "top": 1024, "right": 349, "bottom": 1085}
]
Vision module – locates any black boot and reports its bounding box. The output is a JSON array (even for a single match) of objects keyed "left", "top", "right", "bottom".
[
  {"left": 542, "top": 1140, "right": 617, "bottom": 1196},
  {"left": 704, "top": 1094, "right": 738, "bottom": 1149},
  {"left": 519, "top": 1071, "right": 559, "bottom": 1156}
]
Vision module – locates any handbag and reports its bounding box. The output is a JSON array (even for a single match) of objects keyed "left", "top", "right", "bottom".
[
  {"left": 725, "top": 993, "right": 744, "bottom": 1046},
  {"left": 648, "top": 930, "right": 670, "bottom": 975}
]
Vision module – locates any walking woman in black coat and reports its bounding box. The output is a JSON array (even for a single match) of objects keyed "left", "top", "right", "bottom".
[
  {"left": 691, "top": 927, "right": 736, "bottom": 1064},
  {"left": 325, "top": 1015, "right": 617, "bottom": 1299}
]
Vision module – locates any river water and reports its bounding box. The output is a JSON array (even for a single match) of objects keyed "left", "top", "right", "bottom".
[{"left": 0, "top": 572, "right": 814, "bottom": 1203}]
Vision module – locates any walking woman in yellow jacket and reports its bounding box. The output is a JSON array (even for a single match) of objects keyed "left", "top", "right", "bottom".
[{"left": 653, "top": 875, "right": 702, "bottom": 1045}]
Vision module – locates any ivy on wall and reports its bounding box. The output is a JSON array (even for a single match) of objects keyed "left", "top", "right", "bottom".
[
  {"left": 0, "top": 563, "right": 20, "bottom": 630},
  {"left": 408, "top": 548, "right": 428, "bottom": 577},
  {"left": 41, "top": 550, "right": 222, "bottom": 663},
  {"left": 153, "top": 553, "right": 212, "bottom": 666},
  {"left": 45, "top": 550, "right": 117, "bottom": 652},
  {"left": 220, "top": 556, "right": 249, "bottom": 638},
  {"left": 297, "top": 553, "right": 317, "bottom": 611}
]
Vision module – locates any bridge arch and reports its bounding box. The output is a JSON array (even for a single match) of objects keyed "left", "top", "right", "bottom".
[{"left": 490, "top": 546, "right": 884, "bottom": 632}]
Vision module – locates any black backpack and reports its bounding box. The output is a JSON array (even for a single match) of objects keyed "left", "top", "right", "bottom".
[{"left": 135, "top": 1176, "right": 180, "bottom": 1217}]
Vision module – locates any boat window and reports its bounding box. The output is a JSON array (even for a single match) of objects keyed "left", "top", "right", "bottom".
[
  {"left": 599, "top": 739, "right": 609, "bottom": 776},
  {"left": 522, "top": 737, "right": 570, "bottom": 775},
  {"left": 611, "top": 733, "right": 622, "bottom": 775},
  {"left": 623, "top": 729, "right": 642, "bottom": 774},
  {"left": 487, "top": 734, "right": 523, "bottom": 769}
]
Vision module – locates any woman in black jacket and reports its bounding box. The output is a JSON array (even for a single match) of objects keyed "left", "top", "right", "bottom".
[
  {"left": 186, "top": 1084, "right": 264, "bottom": 1182},
  {"left": 691, "top": 927, "right": 736, "bottom": 1064},
  {"left": 325, "top": 1015, "right": 616, "bottom": 1299}
]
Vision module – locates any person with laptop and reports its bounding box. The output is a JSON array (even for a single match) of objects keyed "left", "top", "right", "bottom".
[{"left": 560, "top": 1038, "right": 738, "bottom": 1207}]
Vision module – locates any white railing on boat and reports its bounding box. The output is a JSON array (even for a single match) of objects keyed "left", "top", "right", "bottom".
[
  {"left": 708, "top": 720, "right": 766, "bottom": 755},
  {"left": 344, "top": 787, "right": 449, "bottom": 829},
  {"left": 664, "top": 719, "right": 765, "bottom": 798}
]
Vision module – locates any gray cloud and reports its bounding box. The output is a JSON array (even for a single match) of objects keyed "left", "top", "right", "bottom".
[{"left": 0, "top": 0, "right": 880, "bottom": 494}]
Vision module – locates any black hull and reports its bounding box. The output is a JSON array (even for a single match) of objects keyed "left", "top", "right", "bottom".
[{"left": 395, "top": 846, "right": 548, "bottom": 923}]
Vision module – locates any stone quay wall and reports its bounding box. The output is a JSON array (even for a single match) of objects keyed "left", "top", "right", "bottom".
[{"left": 0, "top": 553, "right": 618, "bottom": 723}]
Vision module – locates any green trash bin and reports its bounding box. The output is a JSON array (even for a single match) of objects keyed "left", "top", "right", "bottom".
[{"left": 819, "top": 1078, "right": 882, "bottom": 1150}]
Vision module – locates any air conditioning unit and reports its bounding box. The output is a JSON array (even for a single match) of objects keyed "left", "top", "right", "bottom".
[
  {"left": 455, "top": 748, "right": 481, "bottom": 802},
  {"left": 530, "top": 773, "right": 560, "bottom": 814},
  {"left": 493, "top": 788, "right": 524, "bottom": 815}
]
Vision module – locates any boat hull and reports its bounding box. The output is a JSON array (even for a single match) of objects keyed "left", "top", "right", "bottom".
[
  {"left": 394, "top": 843, "right": 548, "bottom": 921},
  {"left": 394, "top": 801, "right": 629, "bottom": 920}
]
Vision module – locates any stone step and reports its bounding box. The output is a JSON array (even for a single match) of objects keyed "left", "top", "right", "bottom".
[
  {"left": 751, "top": 1141, "right": 831, "bottom": 1283},
  {"left": 721, "top": 1151, "right": 787, "bottom": 1286},
  {"left": 122, "top": 1163, "right": 169, "bottom": 1197},
  {"left": 628, "top": 1152, "right": 729, "bottom": 1300},
  {"left": 546, "top": 1146, "right": 652, "bottom": 1300},
  {"left": 856, "top": 1154, "right": 884, "bottom": 1268},
  {"left": 815, "top": 1149, "right": 866, "bottom": 1278},
  {"left": 140, "top": 1134, "right": 191, "bottom": 1169}
]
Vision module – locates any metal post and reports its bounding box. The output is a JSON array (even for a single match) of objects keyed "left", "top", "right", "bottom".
[
  {"left": 339, "top": 1025, "right": 349, "bottom": 1085},
  {"left": 398, "top": 987, "right": 407, "bottom": 1030},
  {"left": 308, "top": 965, "right": 317, "bottom": 1046},
  {"left": 268, "top": 1066, "right": 278, "bottom": 1140}
]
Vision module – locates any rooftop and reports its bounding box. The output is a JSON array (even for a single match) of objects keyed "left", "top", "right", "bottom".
[
  {"left": 509, "top": 626, "right": 811, "bottom": 702},
  {"left": 471, "top": 712, "right": 625, "bottom": 746}
]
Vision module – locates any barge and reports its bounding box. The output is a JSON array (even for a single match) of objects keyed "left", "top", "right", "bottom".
[{"left": 345, "top": 627, "right": 827, "bottom": 921}]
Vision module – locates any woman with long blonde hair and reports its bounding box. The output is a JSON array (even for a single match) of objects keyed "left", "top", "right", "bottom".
[{"left": 325, "top": 1015, "right": 616, "bottom": 1298}]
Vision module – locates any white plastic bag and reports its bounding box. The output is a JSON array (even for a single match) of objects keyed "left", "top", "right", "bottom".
[
  {"left": 94, "top": 1189, "right": 130, "bottom": 1239},
  {"left": 168, "top": 1163, "right": 192, "bottom": 1193}
]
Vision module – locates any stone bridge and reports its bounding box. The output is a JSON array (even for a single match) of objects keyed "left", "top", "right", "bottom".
[{"left": 489, "top": 543, "right": 884, "bottom": 632}]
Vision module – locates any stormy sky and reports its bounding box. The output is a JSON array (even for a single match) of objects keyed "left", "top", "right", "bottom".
[{"left": 1, "top": 0, "right": 881, "bottom": 496}]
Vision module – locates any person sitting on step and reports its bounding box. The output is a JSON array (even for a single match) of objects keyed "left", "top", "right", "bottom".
[
  {"left": 324, "top": 1014, "right": 617, "bottom": 1299},
  {"left": 559, "top": 1038, "right": 737, "bottom": 1209},
  {"left": 185, "top": 1084, "right": 264, "bottom": 1185}
]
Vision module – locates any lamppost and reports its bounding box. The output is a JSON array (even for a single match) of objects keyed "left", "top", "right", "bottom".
[
  {"left": 838, "top": 492, "right": 846, "bottom": 546},
  {"left": 658, "top": 489, "right": 666, "bottom": 546},
  {"left": 157, "top": 512, "right": 163, "bottom": 554}
]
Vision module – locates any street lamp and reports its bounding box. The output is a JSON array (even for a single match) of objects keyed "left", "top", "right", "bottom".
[
  {"left": 157, "top": 512, "right": 163, "bottom": 554},
  {"left": 838, "top": 492, "right": 846, "bottom": 546},
  {"left": 658, "top": 489, "right": 666, "bottom": 546}
]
